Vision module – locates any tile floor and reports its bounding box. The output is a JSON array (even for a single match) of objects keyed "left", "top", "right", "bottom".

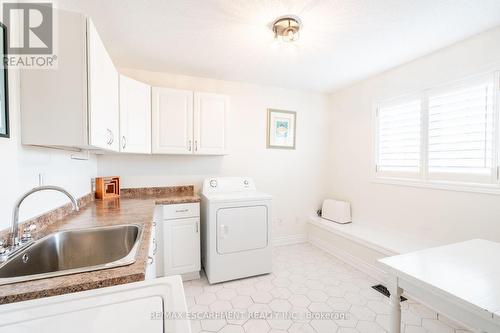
[{"left": 183, "top": 244, "right": 472, "bottom": 333}]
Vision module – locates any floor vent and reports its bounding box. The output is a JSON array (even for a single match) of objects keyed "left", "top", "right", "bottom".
[{"left": 371, "top": 284, "right": 407, "bottom": 302}]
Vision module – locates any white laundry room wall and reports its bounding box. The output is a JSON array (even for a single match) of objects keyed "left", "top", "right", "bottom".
[
  {"left": 0, "top": 3, "right": 97, "bottom": 232},
  {"left": 97, "top": 69, "right": 332, "bottom": 242},
  {"left": 0, "top": 68, "right": 97, "bottom": 232},
  {"left": 328, "top": 25, "right": 500, "bottom": 244}
]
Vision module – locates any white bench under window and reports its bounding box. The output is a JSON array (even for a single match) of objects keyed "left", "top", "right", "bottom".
[{"left": 308, "top": 215, "right": 439, "bottom": 282}]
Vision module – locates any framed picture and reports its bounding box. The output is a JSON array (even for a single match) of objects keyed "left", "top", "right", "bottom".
[
  {"left": 267, "top": 109, "right": 296, "bottom": 149},
  {"left": 0, "top": 23, "right": 8, "bottom": 138}
]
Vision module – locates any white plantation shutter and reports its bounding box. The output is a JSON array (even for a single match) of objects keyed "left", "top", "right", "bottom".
[
  {"left": 375, "top": 72, "right": 500, "bottom": 191},
  {"left": 428, "top": 76, "right": 496, "bottom": 182},
  {"left": 377, "top": 99, "right": 421, "bottom": 175}
]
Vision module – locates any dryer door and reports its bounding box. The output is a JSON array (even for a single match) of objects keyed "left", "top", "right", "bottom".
[{"left": 216, "top": 205, "right": 268, "bottom": 254}]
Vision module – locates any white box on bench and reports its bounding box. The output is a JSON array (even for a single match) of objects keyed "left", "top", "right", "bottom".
[{"left": 322, "top": 199, "right": 351, "bottom": 224}]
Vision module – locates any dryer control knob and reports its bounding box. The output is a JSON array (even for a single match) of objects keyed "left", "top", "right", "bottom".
[
  {"left": 210, "top": 179, "right": 218, "bottom": 188},
  {"left": 243, "top": 180, "right": 249, "bottom": 186}
]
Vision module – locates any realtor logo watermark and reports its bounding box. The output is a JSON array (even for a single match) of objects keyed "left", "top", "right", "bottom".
[{"left": 2, "top": 2, "right": 57, "bottom": 68}]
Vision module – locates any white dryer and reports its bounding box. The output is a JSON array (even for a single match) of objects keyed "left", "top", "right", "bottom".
[{"left": 201, "top": 177, "right": 273, "bottom": 284}]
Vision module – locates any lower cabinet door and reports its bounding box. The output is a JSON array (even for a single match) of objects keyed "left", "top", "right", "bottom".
[{"left": 163, "top": 217, "right": 200, "bottom": 276}]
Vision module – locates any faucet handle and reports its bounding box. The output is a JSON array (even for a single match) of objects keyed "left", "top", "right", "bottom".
[
  {"left": 0, "top": 240, "right": 7, "bottom": 255},
  {"left": 0, "top": 239, "right": 10, "bottom": 262},
  {"left": 21, "top": 224, "right": 36, "bottom": 243}
]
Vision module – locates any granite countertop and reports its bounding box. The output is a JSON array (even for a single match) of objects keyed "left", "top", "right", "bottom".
[{"left": 0, "top": 186, "right": 200, "bottom": 305}]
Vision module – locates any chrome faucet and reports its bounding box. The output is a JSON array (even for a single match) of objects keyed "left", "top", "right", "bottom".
[{"left": 11, "top": 186, "right": 79, "bottom": 247}]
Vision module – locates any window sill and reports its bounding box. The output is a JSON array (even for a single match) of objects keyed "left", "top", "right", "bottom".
[{"left": 372, "top": 177, "right": 500, "bottom": 196}]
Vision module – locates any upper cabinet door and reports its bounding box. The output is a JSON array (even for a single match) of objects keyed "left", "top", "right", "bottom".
[
  {"left": 119, "top": 75, "right": 152, "bottom": 154},
  {"left": 152, "top": 88, "right": 193, "bottom": 154},
  {"left": 87, "top": 19, "right": 120, "bottom": 151},
  {"left": 193, "top": 92, "right": 229, "bottom": 155}
]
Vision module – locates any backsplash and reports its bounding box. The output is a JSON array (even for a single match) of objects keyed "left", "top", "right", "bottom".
[
  {"left": 0, "top": 193, "right": 95, "bottom": 246},
  {"left": 0, "top": 185, "right": 197, "bottom": 245},
  {"left": 120, "top": 185, "right": 195, "bottom": 199}
]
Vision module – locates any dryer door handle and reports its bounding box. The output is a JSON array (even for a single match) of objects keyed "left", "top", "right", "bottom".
[{"left": 219, "top": 224, "right": 229, "bottom": 238}]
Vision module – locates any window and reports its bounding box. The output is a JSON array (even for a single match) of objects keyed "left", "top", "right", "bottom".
[
  {"left": 427, "top": 78, "right": 496, "bottom": 183},
  {"left": 375, "top": 72, "right": 500, "bottom": 192},
  {"left": 376, "top": 98, "right": 421, "bottom": 177}
]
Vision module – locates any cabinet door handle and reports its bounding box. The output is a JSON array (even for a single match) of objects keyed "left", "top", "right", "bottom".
[
  {"left": 188, "top": 140, "right": 192, "bottom": 152},
  {"left": 195, "top": 221, "right": 199, "bottom": 233},
  {"left": 122, "top": 136, "right": 126, "bottom": 149},
  {"left": 106, "top": 129, "right": 112, "bottom": 145},
  {"left": 175, "top": 209, "right": 189, "bottom": 213},
  {"left": 106, "top": 129, "right": 114, "bottom": 145},
  {"left": 147, "top": 256, "right": 154, "bottom": 265},
  {"left": 194, "top": 140, "right": 198, "bottom": 151}
]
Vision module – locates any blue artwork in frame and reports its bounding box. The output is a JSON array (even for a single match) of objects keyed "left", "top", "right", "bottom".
[{"left": 267, "top": 109, "right": 296, "bottom": 149}]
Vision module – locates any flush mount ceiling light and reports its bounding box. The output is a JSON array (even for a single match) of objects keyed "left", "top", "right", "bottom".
[{"left": 272, "top": 16, "right": 302, "bottom": 42}]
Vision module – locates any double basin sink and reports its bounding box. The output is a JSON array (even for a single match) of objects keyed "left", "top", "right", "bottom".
[{"left": 0, "top": 224, "right": 143, "bottom": 285}]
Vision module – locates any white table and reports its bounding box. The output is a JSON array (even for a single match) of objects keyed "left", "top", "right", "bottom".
[{"left": 379, "top": 239, "right": 500, "bottom": 333}]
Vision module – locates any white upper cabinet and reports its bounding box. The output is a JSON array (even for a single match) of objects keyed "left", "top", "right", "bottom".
[
  {"left": 19, "top": 9, "right": 229, "bottom": 156},
  {"left": 151, "top": 89, "right": 229, "bottom": 155},
  {"left": 87, "top": 19, "right": 120, "bottom": 151},
  {"left": 194, "top": 92, "right": 229, "bottom": 155},
  {"left": 119, "top": 75, "right": 152, "bottom": 154},
  {"left": 152, "top": 88, "right": 193, "bottom": 154},
  {"left": 20, "top": 10, "right": 119, "bottom": 152}
]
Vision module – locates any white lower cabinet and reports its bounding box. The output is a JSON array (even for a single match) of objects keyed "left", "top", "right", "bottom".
[
  {"left": 159, "top": 203, "right": 201, "bottom": 280},
  {"left": 163, "top": 218, "right": 200, "bottom": 275}
]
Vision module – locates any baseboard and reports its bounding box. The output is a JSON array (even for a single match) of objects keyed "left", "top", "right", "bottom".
[
  {"left": 308, "top": 234, "right": 387, "bottom": 283},
  {"left": 181, "top": 271, "right": 200, "bottom": 282},
  {"left": 273, "top": 234, "right": 308, "bottom": 247}
]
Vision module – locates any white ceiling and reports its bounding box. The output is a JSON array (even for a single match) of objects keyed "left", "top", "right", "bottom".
[{"left": 54, "top": 0, "right": 500, "bottom": 92}]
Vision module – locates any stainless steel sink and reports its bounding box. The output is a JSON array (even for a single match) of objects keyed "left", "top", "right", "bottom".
[{"left": 0, "top": 224, "right": 143, "bottom": 285}]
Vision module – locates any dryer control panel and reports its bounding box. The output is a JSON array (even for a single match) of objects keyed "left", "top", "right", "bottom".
[{"left": 202, "top": 177, "right": 256, "bottom": 194}]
